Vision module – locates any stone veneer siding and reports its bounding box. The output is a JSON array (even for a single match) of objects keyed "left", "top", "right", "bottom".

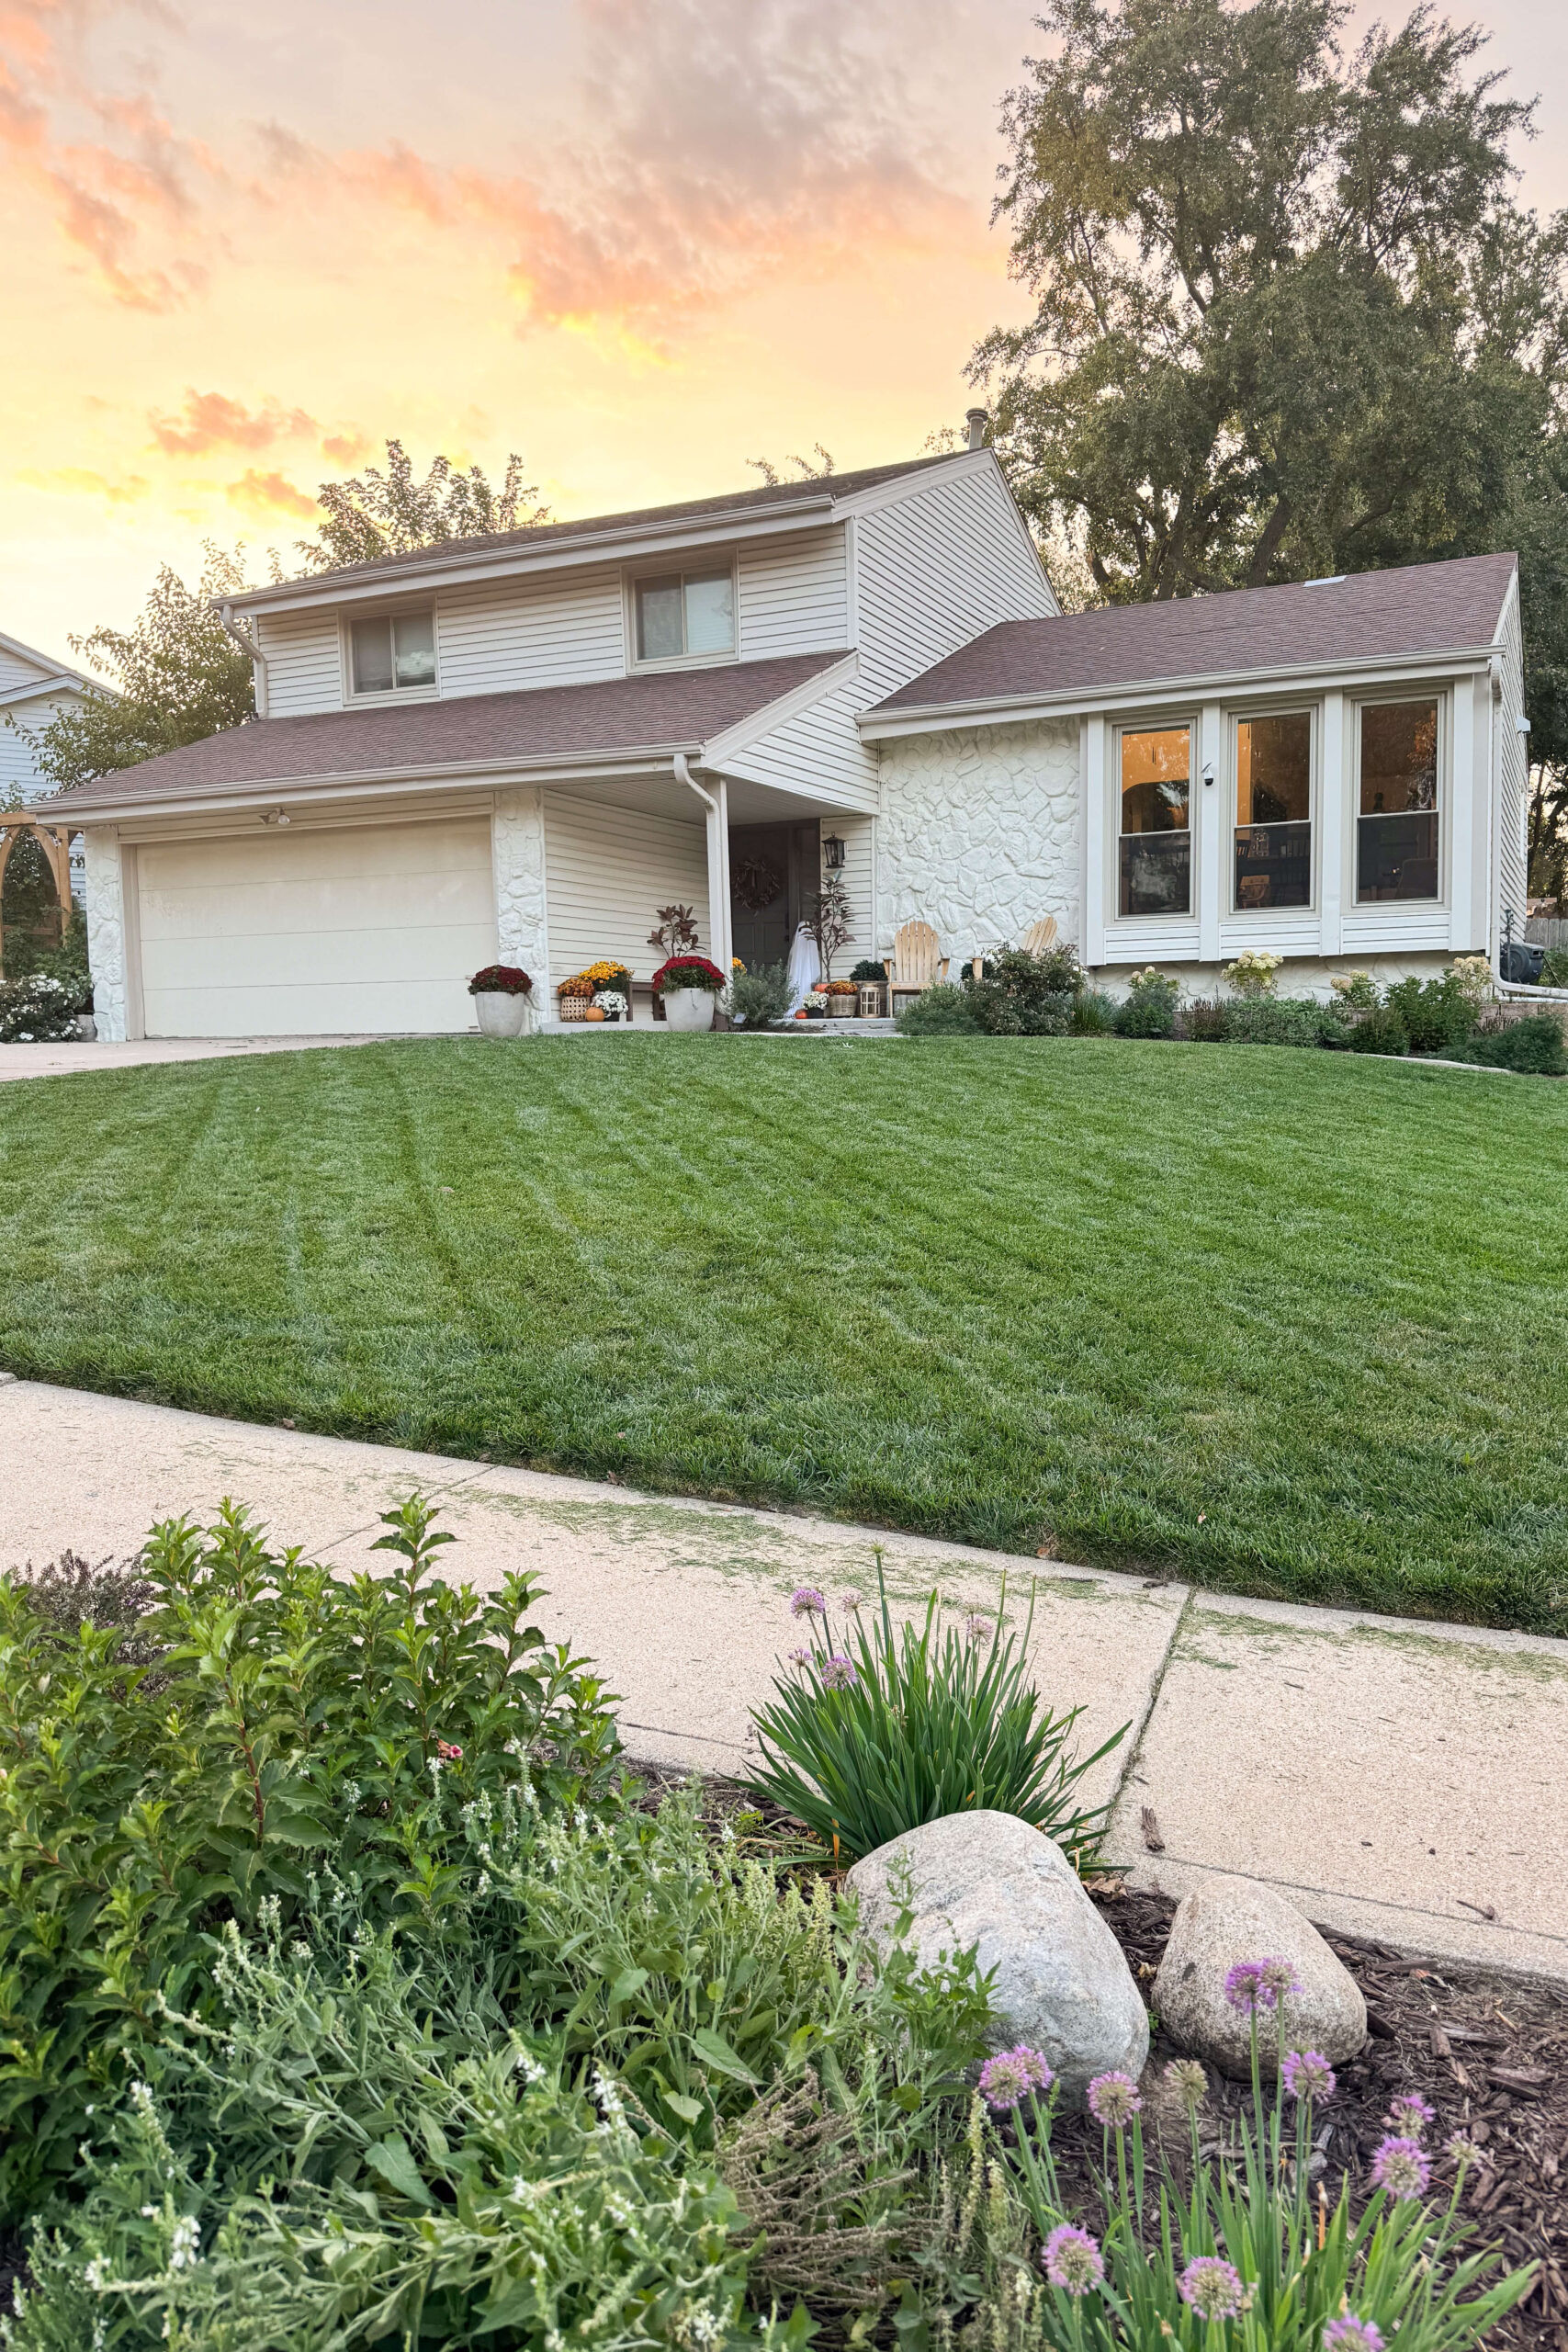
[
  {"left": 84, "top": 828, "right": 128, "bottom": 1042},
  {"left": 491, "top": 788, "right": 551, "bottom": 1028},
  {"left": 874, "top": 719, "right": 1081, "bottom": 960}
]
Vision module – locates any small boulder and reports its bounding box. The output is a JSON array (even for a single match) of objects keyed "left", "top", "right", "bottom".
[
  {"left": 1153, "top": 1877, "right": 1368, "bottom": 2079},
  {"left": 845, "top": 1810, "right": 1148, "bottom": 2104}
]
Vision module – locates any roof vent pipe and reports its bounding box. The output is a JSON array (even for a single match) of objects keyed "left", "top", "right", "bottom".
[{"left": 965, "top": 407, "right": 988, "bottom": 452}]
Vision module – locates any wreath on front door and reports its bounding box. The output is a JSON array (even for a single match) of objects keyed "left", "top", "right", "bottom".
[{"left": 732, "top": 856, "right": 784, "bottom": 914}]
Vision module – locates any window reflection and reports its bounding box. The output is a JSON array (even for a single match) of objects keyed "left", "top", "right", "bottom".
[
  {"left": 1235, "top": 712, "right": 1311, "bottom": 909},
  {"left": 1358, "top": 702, "right": 1439, "bottom": 901},
  {"left": 1120, "top": 726, "right": 1191, "bottom": 915}
]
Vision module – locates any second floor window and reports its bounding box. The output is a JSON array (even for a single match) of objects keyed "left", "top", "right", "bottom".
[
  {"left": 1358, "top": 699, "right": 1439, "bottom": 901},
  {"left": 1235, "top": 712, "right": 1312, "bottom": 909},
  {"left": 1119, "top": 724, "right": 1191, "bottom": 915},
  {"left": 351, "top": 610, "right": 435, "bottom": 695},
  {"left": 634, "top": 570, "right": 735, "bottom": 663}
]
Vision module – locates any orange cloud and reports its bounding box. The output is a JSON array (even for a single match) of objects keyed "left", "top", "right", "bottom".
[
  {"left": 150, "top": 390, "right": 320, "bottom": 456},
  {"left": 226, "top": 468, "right": 318, "bottom": 521},
  {"left": 19, "top": 465, "right": 150, "bottom": 504},
  {"left": 321, "top": 430, "right": 372, "bottom": 466}
]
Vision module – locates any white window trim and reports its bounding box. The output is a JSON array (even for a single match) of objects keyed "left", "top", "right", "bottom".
[
  {"left": 623, "top": 558, "right": 739, "bottom": 674},
  {"left": 1228, "top": 701, "right": 1318, "bottom": 918},
  {"left": 340, "top": 602, "right": 441, "bottom": 707},
  {"left": 1349, "top": 687, "right": 1449, "bottom": 910},
  {"left": 1111, "top": 712, "right": 1199, "bottom": 925}
]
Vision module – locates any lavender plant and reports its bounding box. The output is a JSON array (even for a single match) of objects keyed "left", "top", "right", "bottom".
[
  {"left": 744, "top": 1562, "right": 1124, "bottom": 1865},
  {"left": 968, "top": 1959, "right": 1533, "bottom": 2350}
]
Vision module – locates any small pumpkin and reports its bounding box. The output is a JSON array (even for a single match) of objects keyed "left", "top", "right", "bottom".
[{"left": 585, "top": 1005, "right": 606, "bottom": 1023}]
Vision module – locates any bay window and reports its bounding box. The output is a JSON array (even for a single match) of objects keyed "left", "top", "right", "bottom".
[
  {"left": 1235, "top": 711, "right": 1312, "bottom": 909},
  {"left": 1357, "top": 700, "right": 1439, "bottom": 901},
  {"left": 1119, "top": 724, "right": 1191, "bottom": 915}
]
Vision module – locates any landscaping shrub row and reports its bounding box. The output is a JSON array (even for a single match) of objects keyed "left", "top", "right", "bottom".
[{"left": 895, "top": 947, "right": 1567, "bottom": 1075}]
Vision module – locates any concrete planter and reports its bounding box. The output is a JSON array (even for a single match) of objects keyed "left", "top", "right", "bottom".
[
  {"left": 75, "top": 1013, "right": 97, "bottom": 1042},
  {"left": 473, "top": 990, "right": 530, "bottom": 1039},
  {"left": 662, "top": 986, "right": 716, "bottom": 1033}
]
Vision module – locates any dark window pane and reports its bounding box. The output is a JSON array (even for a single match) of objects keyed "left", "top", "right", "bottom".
[
  {"left": 1121, "top": 726, "right": 1190, "bottom": 832},
  {"left": 1237, "top": 712, "right": 1310, "bottom": 825},
  {"left": 1235, "top": 821, "right": 1312, "bottom": 909},
  {"left": 637, "top": 576, "right": 684, "bottom": 661},
  {"left": 1121, "top": 831, "right": 1191, "bottom": 915},
  {"left": 351, "top": 616, "right": 394, "bottom": 694},
  {"left": 1357, "top": 811, "right": 1439, "bottom": 901},
  {"left": 1360, "top": 700, "right": 1438, "bottom": 814}
]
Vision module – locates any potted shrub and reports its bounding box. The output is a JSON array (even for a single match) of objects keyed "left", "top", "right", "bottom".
[
  {"left": 651, "top": 954, "right": 727, "bottom": 1031},
  {"left": 824, "top": 978, "right": 860, "bottom": 1017},
  {"left": 851, "top": 956, "right": 886, "bottom": 1016},
  {"left": 468, "top": 965, "right": 533, "bottom": 1038}
]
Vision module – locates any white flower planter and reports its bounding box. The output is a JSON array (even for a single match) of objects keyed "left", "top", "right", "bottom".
[
  {"left": 662, "top": 986, "right": 716, "bottom": 1033},
  {"left": 473, "top": 990, "right": 530, "bottom": 1039}
]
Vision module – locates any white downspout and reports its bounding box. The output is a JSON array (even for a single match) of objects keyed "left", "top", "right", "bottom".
[
  {"left": 220, "top": 603, "right": 269, "bottom": 719},
  {"left": 673, "top": 752, "right": 731, "bottom": 972}
]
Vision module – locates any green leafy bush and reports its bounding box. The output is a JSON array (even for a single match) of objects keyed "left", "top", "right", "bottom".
[
  {"left": 1461, "top": 1012, "right": 1568, "bottom": 1075},
  {"left": 1070, "top": 988, "right": 1119, "bottom": 1035},
  {"left": 1346, "top": 1004, "right": 1410, "bottom": 1057},
  {"left": 850, "top": 959, "right": 886, "bottom": 984},
  {"left": 0, "top": 973, "right": 79, "bottom": 1042},
  {"left": 0, "top": 1496, "right": 621, "bottom": 2222},
  {"left": 967, "top": 944, "right": 1080, "bottom": 1036},
  {"left": 1182, "top": 997, "right": 1231, "bottom": 1042},
  {"left": 895, "top": 984, "right": 984, "bottom": 1036},
  {"left": 728, "top": 961, "right": 794, "bottom": 1028},
  {"left": 1384, "top": 973, "right": 1479, "bottom": 1056},
  {"left": 746, "top": 1569, "right": 1123, "bottom": 1866},
  {"left": 1113, "top": 969, "right": 1180, "bottom": 1039},
  {"left": 1539, "top": 946, "right": 1568, "bottom": 989},
  {"left": 1224, "top": 997, "right": 1350, "bottom": 1048}
]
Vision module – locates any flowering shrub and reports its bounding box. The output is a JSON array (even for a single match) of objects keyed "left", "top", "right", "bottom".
[
  {"left": 747, "top": 1558, "right": 1123, "bottom": 1864},
  {"left": 1331, "top": 969, "right": 1381, "bottom": 1011},
  {"left": 651, "top": 955, "right": 727, "bottom": 995},
  {"left": 1223, "top": 948, "right": 1283, "bottom": 998},
  {"left": 1114, "top": 967, "right": 1180, "bottom": 1038},
  {"left": 561, "top": 960, "right": 634, "bottom": 1000},
  {"left": 966, "top": 944, "right": 1081, "bottom": 1035},
  {"left": 0, "top": 972, "right": 79, "bottom": 1042},
  {"left": 595, "top": 989, "right": 630, "bottom": 1017},
  {"left": 468, "top": 963, "right": 532, "bottom": 996}
]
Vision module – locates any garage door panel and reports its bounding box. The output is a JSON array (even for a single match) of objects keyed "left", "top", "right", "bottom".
[{"left": 136, "top": 820, "right": 498, "bottom": 1037}]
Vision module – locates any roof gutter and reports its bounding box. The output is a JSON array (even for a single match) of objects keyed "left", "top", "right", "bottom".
[{"left": 219, "top": 604, "right": 269, "bottom": 719}]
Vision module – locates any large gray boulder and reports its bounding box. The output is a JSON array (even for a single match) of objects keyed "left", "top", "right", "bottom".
[
  {"left": 845, "top": 1810, "right": 1148, "bottom": 2104},
  {"left": 1153, "top": 1877, "right": 1368, "bottom": 2080}
]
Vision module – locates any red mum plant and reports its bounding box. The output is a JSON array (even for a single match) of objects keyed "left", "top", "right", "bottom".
[
  {"left": 650, "top": 956, "right": 727, "bottom": 995},
  {"left": 468, "top": 965, "right": 533, "bottom": 996}
]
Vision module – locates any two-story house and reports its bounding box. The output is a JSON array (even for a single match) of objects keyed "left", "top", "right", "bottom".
[{"left": 46, "top": 438, "right": 1527, "bottom": 1040}]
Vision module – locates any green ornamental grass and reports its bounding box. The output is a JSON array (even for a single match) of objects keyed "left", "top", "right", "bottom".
[{"left": 745, "top": 1563, "right": 1124, "bottom": 1864}]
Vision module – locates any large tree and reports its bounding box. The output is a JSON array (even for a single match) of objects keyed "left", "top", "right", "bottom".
[{"left": 299, "top": 440, "right": 549, "bottom": 571}]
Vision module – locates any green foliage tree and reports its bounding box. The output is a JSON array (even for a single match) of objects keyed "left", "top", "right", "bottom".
[
  {"left": 976, "top": 0, "right": 1568, "bottom": 760},
  {"left": 16, "top": 545, "right": 258, "bottom": 796},
  {"left": 299, "top": 437, "right": 549, "bottom": 571}
]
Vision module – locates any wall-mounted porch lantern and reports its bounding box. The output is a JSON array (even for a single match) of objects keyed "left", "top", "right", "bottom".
[{"left": 822, "top": 831, "right": 846, "bottom": 871}]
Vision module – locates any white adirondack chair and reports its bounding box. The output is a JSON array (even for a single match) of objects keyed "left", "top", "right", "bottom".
[{"left": 885, "top": 921, "right": 949, "bottom": 1014}]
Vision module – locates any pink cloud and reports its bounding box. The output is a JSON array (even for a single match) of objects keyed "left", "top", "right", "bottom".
[
  {"left": 150, "top": 389, "right": 320, "bottom": 455},
  {"left": 226, "top": 468, "right": 318, "bottom": 521}
]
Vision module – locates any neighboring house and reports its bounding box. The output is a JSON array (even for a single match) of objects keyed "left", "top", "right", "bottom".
[
  {"left": 0, "top": 629, "right": 103, "bottom": 806},
  {"left": 40, "top": 445, "right": 1526, "bottom": 1042}
]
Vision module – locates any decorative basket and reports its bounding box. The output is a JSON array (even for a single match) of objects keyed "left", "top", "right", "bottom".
[
  {"left": 558, "top": 990, "right": 592, "bottom": 1023},
  {"left": 827, "top": 990, "right": 859, "bottom": 1018}
]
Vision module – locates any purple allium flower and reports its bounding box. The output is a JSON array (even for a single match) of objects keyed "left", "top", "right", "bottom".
[
  {"left": 1223, "top": 1960, "right": 1268, "bottom": 2013},
  {"left": 790, "top": 1587, "right": 827, "bottom": 1618},
  {"left": 1177, "top": 2256, "right": 1246, "bottom": 2321},
  {"left": 1282, "top": 2050, "right": 1337, "bottom": 2102},
  {"left": 819, "top": 1652, "right": 858, "bottom": 1690},
  {"left": 1371, "top": 2135, "right": 1430, "bottom": 2199},
  {"left": 1386, "top": 2091, "right": 1435, "bottom": 2136},
  {"left": 787, "top": 1646, "right": 814, "bottom": 1668},
  {"left": 1164, "top": 2057, "right": 1208, "bottom": 2109},
  {"left": 1086, "top": 2070, "right": 1142, "bottom": 2129},
  {"left": 962, "top": 1611, "right": 992, "bottom": 1644},
  {"left": 977, "top": 2045, "right": 1054, "bottom": 2111},
  {"left": 1325, "top": 2319, "right": 1385, "bottom": 2352},
  {"left": 1258, "top": 1956, "right": 1302, "bottom": 2003},
  {"left": 1445, "top": 2132, "right": 1486, "bottom": 2167},
  {"left": 1042, "top": 2223, "right": 1103, "bottom": 2295}
]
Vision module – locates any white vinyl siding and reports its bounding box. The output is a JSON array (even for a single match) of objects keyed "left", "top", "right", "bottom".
[
  {"left": 542, "top": 794, "right": 709, "bottom": 990},
  {"left": 722, "top": 673, "right": 880, "bottom": 811},
  {"left": 257, "top": 611, "right": 344, "bottom": 717},
  {"left": 854, "top": 464, "right": 1055, "bottom": 701},
  {"left": 0, "top": 649, "right": 52, "bottom": 695},
  {"left": 824, "top": 814, "right": 875, "bottom": 971},
  {"left": 134, "top": 818, "right": 496, "bottom": 1036},
  {"left": 737, "top": 530, "right": 849, "bottom": 661},
  {"left": 0, "top": 690, "right": 85, "bottom": 802},
  {"left": 438, "top": 568, "right": 626, "bottom": 699}
]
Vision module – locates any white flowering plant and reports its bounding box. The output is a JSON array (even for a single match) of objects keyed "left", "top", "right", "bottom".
[
  {"left": 1222, "top": 948, "right": 1283, "bottom": 999},
  {"left": 0, "top": 972, "right": 79, "bottom": 1043}
]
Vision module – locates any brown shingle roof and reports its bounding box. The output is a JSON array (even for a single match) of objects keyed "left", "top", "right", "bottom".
[
  {"left": 230, "top": 455, "right": 962, "bottom": 604},
  {"left": 45, "top": 650, "right": 846, "bottom": 815},
  {"left": 871, "top": 554, "right": 1519, "bottom": 717}
]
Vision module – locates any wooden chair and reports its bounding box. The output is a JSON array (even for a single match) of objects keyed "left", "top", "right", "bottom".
[
  {"left": 885, "top": 920, "right": 949, "bottom": 1015},
  {"left": 969, "top": 916, "right": 1061, "bottom": 979}
]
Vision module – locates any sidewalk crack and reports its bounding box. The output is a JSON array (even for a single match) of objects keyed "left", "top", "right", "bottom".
[{"left": 1104, "top": 1583, "right": 1195, "bottom": 1821}]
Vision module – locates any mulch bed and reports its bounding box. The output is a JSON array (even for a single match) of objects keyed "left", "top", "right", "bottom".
[{"left": 1052, "top": 1885, "right": 1568, "bottom": 2352}]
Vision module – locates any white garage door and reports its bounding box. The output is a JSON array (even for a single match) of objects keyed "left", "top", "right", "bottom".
[{"left": 136, "top": 820, "right": 497, "bottom": 1037}]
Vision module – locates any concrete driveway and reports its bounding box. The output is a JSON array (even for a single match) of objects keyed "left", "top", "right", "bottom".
[{"left": 0, "top": 1035, "right": 397, "bottom": 1081}]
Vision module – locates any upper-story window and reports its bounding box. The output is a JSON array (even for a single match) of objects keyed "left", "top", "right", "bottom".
[
  {"left": 350, "top": 610, "right": 436, "bottom": 695},
  {"left": 633, "top": 569, "right": 736, "bottom": 664},
  {"left": 1119, "top": 723, "right": 1191, "bottom": 915},
  {"left": 1235, "top": 711, "right": 1312, "bottom": 909},
  {"left": 1357, "top": 698, "right": 1439, "bottom": 901}
]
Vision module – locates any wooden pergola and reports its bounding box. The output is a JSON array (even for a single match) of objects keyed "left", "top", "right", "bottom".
[{"left": 0, "top": 816, "right": 76, "bottom": 973}]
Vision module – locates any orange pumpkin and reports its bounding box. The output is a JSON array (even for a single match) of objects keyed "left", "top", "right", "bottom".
[{"left": 585, "top": 1004, "right": 606, "bottom": 1022}]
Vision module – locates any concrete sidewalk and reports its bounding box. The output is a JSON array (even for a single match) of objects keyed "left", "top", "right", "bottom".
[
  {"left": 4, "top": 1375, "right": 1563, "bottom": 1983},
  {"left": 0, "top": 1036, "right": 392, "bottom": 1083}
]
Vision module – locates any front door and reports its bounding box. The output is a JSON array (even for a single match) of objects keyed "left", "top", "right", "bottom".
[{"left": 729, "top": 820, "right": 819, "bottom": 974}]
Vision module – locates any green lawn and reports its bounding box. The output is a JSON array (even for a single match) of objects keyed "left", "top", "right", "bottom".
[{"left": 1, "top": 1035, "right": 1564, "bottom": 1633}]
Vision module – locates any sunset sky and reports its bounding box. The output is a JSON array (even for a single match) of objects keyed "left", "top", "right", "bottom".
[{"left": 5, "top": 0, "right": 1565, "bottom": 667}]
